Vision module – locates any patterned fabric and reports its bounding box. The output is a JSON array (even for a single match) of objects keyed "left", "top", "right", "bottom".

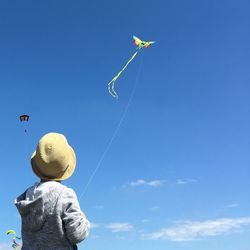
[{"left": 15, "top": 181, "right": 89, "bottom": 250}]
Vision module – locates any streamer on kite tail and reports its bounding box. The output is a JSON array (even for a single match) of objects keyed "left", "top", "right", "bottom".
[
  {"left": 12, "top": 239, "right": 20, "bottom": 249},
  {"left": 79, "top": 54, "right": 144, "bottom": 200},
  {"left": 108, "top": 49, "right": 141, "bottom": 99},
  {"left": 12, "top": 244, "right": 17, "bottom": 249}
]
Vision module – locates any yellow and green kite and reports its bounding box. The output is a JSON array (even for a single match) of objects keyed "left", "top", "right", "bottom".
[
  {"left": 6, "top": 230, "right": 21, "bottom": 249},
  {"left": 108, "top": 35, "right": 155, "bottom": 99}
]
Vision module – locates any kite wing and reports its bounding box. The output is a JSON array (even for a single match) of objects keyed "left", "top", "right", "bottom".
[
  {"left": 7, "top": 230, "right": 16, "bottom": 235},
  {"left": 144, "top": 41, "right": 156, "bottom": 48},
  {"left": 133, "top": 35, "right": 142, "bottom": 46}
]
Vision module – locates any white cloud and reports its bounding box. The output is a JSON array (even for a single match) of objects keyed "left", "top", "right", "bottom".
[
  {"left": 149, "top": 206, "right": 160, "bottom": 212},
  {"left": 15, "top": 213, "right": 21, "bottom": 219},
  {"left": 106, "top": 223, "right": 134, "bottom": 233},
  {"left": 90, "top": 223, "right": 102, "bottom": 229},
  {"left": 94, "top": 205, "right": 104, "bottom": 209},
  {"left": 124, "top": 179, "right": 166, "bottom": 188},
  {"left": 143, "top": 217, "right": 250, "bottom": 241},
  {"left": 115, "top": 235, "right": 126, "bottom": 240},
  {"left": 0, "top": 243, "right": 12, "bottom": 250},
  {"left": 90, "top": 222, "right": 135, "bottom": 234},
  {"left": 176, "top": 179, "right": 197, "bottom": 185},
  {"left": 142, "top": 219, "right": 151, "bottom": 223},
  {"left": 90, "top": 234, "right": 100, "bottom": 240},
  {"left": 226, "top": 203, "right": 239, "bottom": 208}
]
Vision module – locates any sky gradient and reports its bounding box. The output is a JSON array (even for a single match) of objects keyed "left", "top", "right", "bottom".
[{"left": 0, "top": 0, "right": 249, "bottom": 249}]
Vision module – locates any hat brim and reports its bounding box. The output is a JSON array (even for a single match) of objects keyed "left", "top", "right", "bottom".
[{"left": 31, "top": 146, "right": 76, "bottom": 181}]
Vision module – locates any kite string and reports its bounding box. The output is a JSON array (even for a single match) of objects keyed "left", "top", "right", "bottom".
[{"left": 79, "top": 54, "right": 144, "bottom": 200}]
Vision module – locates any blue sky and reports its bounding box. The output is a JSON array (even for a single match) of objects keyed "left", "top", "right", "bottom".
[{"left": 0, "top": 0, "right": 249, "bottom": 249}]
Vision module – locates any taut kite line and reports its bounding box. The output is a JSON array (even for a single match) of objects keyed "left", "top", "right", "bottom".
[{"left": 108, "top": 35, "right": 155, "bottom": 99}]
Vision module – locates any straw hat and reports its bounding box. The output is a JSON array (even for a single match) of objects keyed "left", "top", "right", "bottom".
[{"left": 31, "top": 133, "right": 76, "bottom": 181}]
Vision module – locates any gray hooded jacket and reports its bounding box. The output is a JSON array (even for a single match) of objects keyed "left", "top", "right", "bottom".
[{"left": 15, "top": 181, "right": 90, "bottom": 250}]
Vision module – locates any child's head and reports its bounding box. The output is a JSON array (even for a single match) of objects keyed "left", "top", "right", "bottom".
[{"left": 31, "top": 132, "right": 76, "bottom": 181}]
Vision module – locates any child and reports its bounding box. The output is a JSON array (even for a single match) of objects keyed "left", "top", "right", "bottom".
[{"left": 15, "top": 132, "right": 90, "bottom": 249}]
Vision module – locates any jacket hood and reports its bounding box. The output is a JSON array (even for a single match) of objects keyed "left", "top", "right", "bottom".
[{"left": 15, "top": 181, "right": 63, "bottom": 232}]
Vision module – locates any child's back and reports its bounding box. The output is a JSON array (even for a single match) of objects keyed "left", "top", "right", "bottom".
[{"left": 15, "top": 133, "right": 90, "bottom": 249}]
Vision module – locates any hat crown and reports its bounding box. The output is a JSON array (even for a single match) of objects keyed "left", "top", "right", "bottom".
[
  {"left": 38, "top": 133, "right": 69, "bottom": 167},
  {"left": 31, "top": 133, "right": 76, "bottom": 180}
]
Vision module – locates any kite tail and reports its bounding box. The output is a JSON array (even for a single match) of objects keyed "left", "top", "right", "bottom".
[
  {"left": 108, "top": 50, "right": 139, "bottom": 98},
  {"left": 79, "top": 54, "right": 144, "bottom": 200}
]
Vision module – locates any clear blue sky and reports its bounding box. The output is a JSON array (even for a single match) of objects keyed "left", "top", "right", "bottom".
[{"left": 0, "top": 0, "right": 249, "bottom": 249}]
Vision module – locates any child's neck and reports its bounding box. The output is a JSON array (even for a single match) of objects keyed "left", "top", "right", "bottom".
[{"left": 40, "top": 179, "right": 61, "bottom": 183}]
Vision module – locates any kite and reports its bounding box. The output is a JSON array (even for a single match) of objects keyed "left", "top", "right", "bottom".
[
  {"left": 6, "top": 230, "right": 21, "bottom": 249},
  {"left": 19, "top": 114, "right": 29, "bottom": 132},
  {"left": 19, "top": 115, "right": 29, "bottom": 122},
  {"left": 7, "top": 230, "right": 16, "bottom": 235},
  {"left": 108, "top": 35, "right": 155, "bottom": 99}
]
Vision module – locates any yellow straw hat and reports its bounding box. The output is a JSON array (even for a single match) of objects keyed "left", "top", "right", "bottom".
[{"left": 31, "top": 132, "right": 76, "bottom": 181}]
